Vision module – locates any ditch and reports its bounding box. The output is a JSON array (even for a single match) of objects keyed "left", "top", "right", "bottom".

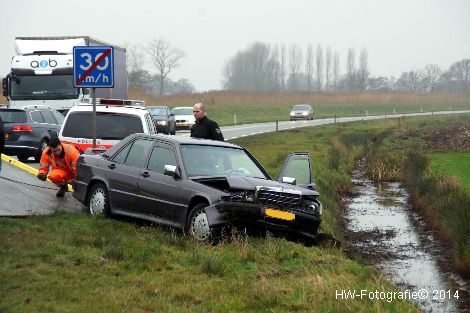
[{"left": 344, "top": 159, "right": 470, "bottom": 312}]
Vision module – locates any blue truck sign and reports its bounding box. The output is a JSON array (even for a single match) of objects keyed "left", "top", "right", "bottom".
[{"left": 73, "top": 46, "right": 114, "bottom": 88}]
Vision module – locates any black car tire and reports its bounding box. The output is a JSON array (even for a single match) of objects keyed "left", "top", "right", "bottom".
[
  {"left": 186, "top": 203, "right": 214, "bottom": 242},
  {"left": 87, "top": 182, "right": 111, "bottom": 216},
  {"left": 17, "top": 154, "right": 30, "bottom": 162},
  {"left": 34, "top": 139, "right": 48, "bottom": 162},
  {"left": 170, "top": 124, "right": 176, "bottom": 135}
]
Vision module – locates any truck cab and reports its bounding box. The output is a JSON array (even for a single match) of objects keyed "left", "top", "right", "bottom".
[{"left": 3, "top": 37, "right": 127, "bottom": 115}]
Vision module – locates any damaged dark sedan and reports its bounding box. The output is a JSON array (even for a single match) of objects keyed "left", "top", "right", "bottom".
[{"left": 73, "top": 134, "right": 323, "bottom": 241}]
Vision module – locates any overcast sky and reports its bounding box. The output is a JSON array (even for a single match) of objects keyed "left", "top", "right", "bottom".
[{"left": 1, "top": 0, "right": 469, "bottom": 91}]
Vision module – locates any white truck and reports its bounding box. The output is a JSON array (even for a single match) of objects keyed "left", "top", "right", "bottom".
[{"left": 2, "top": 36, "right": 128, "bottom": 114}]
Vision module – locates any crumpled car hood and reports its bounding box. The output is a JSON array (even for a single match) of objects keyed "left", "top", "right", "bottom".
[{"left": 192, "top": 176, "right": 319, "bottom": 196}]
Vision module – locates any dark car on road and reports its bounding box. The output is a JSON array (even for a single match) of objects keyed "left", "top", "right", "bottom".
[
  {"left": 147, "top": 106, "right": 176, "bottom": 135},
  {"left": 73, "top": 134, "right": 323, "bottom": 242},
  {"left": 1, "top": 105, "right": 65, "bottom": 162},
  {"left": 290, "top": 104, "right": 314, "bottom": 121}
]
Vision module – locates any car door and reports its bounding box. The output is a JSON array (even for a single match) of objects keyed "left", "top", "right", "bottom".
[
  {"left": 136, "top": 142, "right": 183, "bottom": 222},
  {"left": 278, "top": 152, "right": 316, "bottom": 190},
  {"left": 105, "top": 138, "right": 153, "bottom": 211}
]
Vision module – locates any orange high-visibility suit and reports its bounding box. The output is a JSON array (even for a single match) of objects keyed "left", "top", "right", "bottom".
[{"left": 38, "top": 143, "right": 80, "bottom": 186}]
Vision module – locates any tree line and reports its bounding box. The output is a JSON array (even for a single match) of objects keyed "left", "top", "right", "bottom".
[
  {"left": 127, "top": 39, "right": 470, "bottom": 95},
  {"left": 223, "top": 41, "right": 470, "bottom": 94}
]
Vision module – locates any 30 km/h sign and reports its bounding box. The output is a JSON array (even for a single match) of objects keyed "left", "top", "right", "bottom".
[{"left": 73, "top": 46, "right": 114, "bottom": 88}]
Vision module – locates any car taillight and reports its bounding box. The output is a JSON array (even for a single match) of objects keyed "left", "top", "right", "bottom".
[{"left": 12, "top": 125, "right": 33, "bottom": 132}]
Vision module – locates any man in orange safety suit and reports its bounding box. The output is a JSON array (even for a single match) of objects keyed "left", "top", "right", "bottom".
[{"left": 37, "top": 135, "right": 80, "bottom": 197}]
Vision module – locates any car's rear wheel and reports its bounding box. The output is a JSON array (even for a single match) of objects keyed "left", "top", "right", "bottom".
[
  {"left": 186, "top": 203, "right": 213, "bottom": 242},
  {"left": 34, "top": 139, "right": 48, "bottom": 162},
  {"left": 87, "top": 182, "right": 111, "bottom": 216}
]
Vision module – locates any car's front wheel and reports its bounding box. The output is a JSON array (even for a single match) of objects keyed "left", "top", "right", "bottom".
[
  {"left": 186, "top": 203, "right": 213, "bottom": 242},
  {"left": 87, "top": 182, "right": 111, "bottom": 216}
]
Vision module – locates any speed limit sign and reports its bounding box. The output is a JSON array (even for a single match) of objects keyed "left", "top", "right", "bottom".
[{"left": 73, "top": 46, "right": 114, "bottom": 88}]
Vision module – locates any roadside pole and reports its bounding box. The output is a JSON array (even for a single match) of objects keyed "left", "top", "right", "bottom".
[
  {"left": 73, "top": 46, "right": 114, "bottom": 151},
  {"left": 92, "top": 88, "right": 96, "bottom": 148}
]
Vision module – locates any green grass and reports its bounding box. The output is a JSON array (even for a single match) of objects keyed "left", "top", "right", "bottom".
[
  {"left": 0, "top": 214, "right": 419, "bottom": 313},
  {"left": 428, "top": 152, "right": 470, "bottom": 194}
]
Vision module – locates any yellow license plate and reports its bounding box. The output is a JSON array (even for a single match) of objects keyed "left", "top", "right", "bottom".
[
  {"left": 265, "top": 208, "right": 295, "bottom": 221},
  {"left": 176, "top": 123, "right": 185, "bottom": 126}
]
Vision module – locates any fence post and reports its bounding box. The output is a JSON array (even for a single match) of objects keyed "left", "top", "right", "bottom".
[
  {"left": 234, "top": 114, "right": 237, "bottom": 125},
  {"left": 276, "top": 120, "right": 279, "bottom": 132}
]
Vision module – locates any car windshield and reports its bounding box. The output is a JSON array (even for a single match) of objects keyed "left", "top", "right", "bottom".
[
  {"left": 180, "top": 144, "right": 268, "bottom": 179},
  {"left": 148, "top": 107, "right": 167, "bottom": 116},
  {"left": 9, "top": 74, "right": 79, "bottom": 100},
  {"left": 62, "top": 112, "right": 144, "bottom": 140},
  {"left": 293, "top": 105, "right": 311, "bottom": 111},
  {"left": 0, "top": 110, "right": 27, "bottom": 123},
  {"left": 172, "top": 108, "right": 192, "bottom": 115}
]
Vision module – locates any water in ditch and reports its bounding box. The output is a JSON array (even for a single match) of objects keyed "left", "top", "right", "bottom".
[{"left": 345, "top": 161, "right": 469, "bottom": 312}]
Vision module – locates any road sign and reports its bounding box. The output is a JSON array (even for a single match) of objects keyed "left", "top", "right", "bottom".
[{"left": 73, "top": 46, "right": 114, "bottom": 88}]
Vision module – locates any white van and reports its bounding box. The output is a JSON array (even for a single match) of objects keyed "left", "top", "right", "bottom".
[{"left": 59, "top": 99, "right": 156, "bottom": 153}]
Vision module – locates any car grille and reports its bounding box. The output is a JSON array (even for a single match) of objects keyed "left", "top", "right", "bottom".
[{"left": 257, "top": 187, "right": 301, "bottom": 210}]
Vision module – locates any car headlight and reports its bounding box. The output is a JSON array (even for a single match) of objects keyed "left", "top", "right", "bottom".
[
  {"left": 157, "top": 120, "right": 168, "bottom": 125},
  {"left": 290, "top": 112, "right": 295, "bottom": 116},
  {"left": 302, "top": 112, "right": 308, "bottom": 116}
]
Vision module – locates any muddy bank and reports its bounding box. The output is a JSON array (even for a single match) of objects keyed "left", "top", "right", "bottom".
[{"left": 344, "top": 159, "right": 469, "bottom": 312}]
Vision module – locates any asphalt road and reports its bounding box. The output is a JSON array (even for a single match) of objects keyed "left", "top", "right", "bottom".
[{"left": 1, "top": 109, "right": 469, "bottom": 216}]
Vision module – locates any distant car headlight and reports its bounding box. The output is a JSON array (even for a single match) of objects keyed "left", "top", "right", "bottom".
[
  {"left": 302, "top": 112, "right": 308, "bottom": 116},
  {"left": 290, "top": 112, "right": 295, "bottom": 116},
  {"left": 157, "top": 120, "right": 168, "bottom": 125}
]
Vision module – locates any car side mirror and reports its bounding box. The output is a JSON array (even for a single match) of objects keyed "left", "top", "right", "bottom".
[
  {"left": 164, "top": 165, "right": 180, "bottom": 179},
  {"left": 281, "top": 176, "right": 296, "bottom": 185}
]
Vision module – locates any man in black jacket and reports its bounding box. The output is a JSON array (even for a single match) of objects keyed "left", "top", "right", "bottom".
[{"left": 190, "top": 103, "right": 224, "bottom": 141}]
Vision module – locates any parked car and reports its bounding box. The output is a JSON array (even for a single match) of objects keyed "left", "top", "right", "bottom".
[
  {"left": 171, "top": 106, "right": 195, "bottom": 130},
  {"left": 147, "top": 106, "right": 176, "bottom": 135},
  {"left": 73, "top": 134, "right": 322, "bottom": 242},
  {"left": 59, "top": 99, "right": 157, "bottom": 153},
  {"left": 289, "top": 104, "right": 314, "bottom": 121},
  {"left": 1, "top": 105, "right": 65, "bottom": 162}
]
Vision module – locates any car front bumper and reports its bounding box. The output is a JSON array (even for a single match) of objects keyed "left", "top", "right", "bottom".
[{"left": 205, "top": 201, "right": 322, "bottom": 239}]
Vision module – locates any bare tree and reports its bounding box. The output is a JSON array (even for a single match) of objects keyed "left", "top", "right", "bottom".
[
  {"left": 280, "top": 44, "right": 287, "bottom": 91},
  {"left": 315, "top": 45, "right": 323, "bottom": 91},
  {"left": 358, "top": 48, "right": 369, "bottom": 91},
  {"left": 346, "top": 47, "right": 356, "bottom": 90},
  {"left": 305, "top": 44, "right": 314, "bottom": 91},
  {"left": 127, "top": 44, "right": 148, "bottom": 89},
  {"left": 325, "top": 46, "right": 332, "bottom": 92},
  {"left": 288, "top": 44, "right": 303, "bottom": 90},
  {"left": 146, "top": 38, "right": 186, "bottom": 97},
  {"left": 333, "top": 51, "right": 340, "bottom": 92},
  {"left": 422, "top": 64, "right": 442, "bottom": 92}
]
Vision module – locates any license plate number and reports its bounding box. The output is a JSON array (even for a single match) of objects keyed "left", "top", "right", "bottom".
[{"left": 265, "top": 208, "right": 295, "bottom": 221}]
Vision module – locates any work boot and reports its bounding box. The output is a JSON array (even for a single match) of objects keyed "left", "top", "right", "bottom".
[{"left": 56, "top": 185, "right": 67, "bottom": 197}]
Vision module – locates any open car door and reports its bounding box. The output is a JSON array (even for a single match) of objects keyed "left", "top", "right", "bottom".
[{"left": 278, "top": 152, "right": 317, "bottom": 190}]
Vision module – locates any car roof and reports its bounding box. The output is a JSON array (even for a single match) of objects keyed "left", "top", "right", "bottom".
[
  {"left": 67, "top": 104, "right": 149, "bottom": 116},
  {"left": 147, "top": 106, "right": 168, "bottom": 109},
  {"left": 172, "top": 106, "right": 192, "bottom": 110},
  {"left": 107, "top": 133, "right": 241, "bottom": 156},
  {"left": 1, "top": 105, "right": 54, "bottom": 111}
]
